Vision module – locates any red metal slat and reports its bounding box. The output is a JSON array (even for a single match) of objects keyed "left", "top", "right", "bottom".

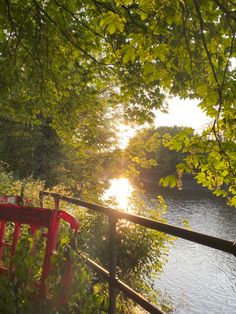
[{"left": 0, "top": 204, "right": 53, "bottom": 228}]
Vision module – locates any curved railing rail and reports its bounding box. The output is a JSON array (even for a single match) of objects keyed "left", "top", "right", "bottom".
[{"left": 39, "top": 191, "right": 236, "bottom": 314}]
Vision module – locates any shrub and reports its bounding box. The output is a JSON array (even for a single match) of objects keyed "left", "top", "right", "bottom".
[{"left": 0, "top": 165, "right": 172, "bottom": 312}]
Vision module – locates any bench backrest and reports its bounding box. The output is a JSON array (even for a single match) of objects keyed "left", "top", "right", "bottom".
[{"left": 0, "top": 196, "right": 79, "bottom": 306}]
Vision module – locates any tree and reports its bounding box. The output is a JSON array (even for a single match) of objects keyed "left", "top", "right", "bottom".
[
  {"left": 1, "top": 3, "right": 235, "bottom": 311},
  {"left": 0, "top": 2, "right": 235, "bottom": 203},
  {"left": 0, "top": 116, "right": 119, "bottom": 198},
  {"left": 0, "top": 118, "right": 64, "bottom": 185},
  {"left": 126, "top": 125, "right": 189, "bottom": 172}
]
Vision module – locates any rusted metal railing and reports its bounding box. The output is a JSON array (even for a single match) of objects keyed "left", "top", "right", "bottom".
[{"left": 39, "top": 191, "right": 236, "bottom": 314}]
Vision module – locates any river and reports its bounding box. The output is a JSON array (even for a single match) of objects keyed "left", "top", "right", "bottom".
[
  {"left": 146, "top": 189, "right": 236, "bottom": 314},
  {"left": 104, "top": 179, "right": 236, "bottom": 313}
]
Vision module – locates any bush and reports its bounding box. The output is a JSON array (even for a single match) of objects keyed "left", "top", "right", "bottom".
[{"left": 0, "top": 165, "right": 172, "bottom": 312}]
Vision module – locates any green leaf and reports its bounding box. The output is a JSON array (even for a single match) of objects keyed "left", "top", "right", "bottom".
[
  {"left": 153, "top": 44, "right": 169, "bottom": 62},
  {"left": 159, "top": 175, "right": 177, "bottom": 188},
  {"left": 100, "top": 11, "right": 126, "bottom": 34}
]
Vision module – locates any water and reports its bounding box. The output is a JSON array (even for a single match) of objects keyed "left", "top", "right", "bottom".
[
  {"left": 146, "top": 190, "right": 236, "bottom": 314},
  {"left": 105, "top": 178, "right": 236, "bottom": 313}
]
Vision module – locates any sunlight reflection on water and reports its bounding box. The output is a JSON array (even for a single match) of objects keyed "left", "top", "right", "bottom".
[
  {"left": 103, "top": 177, "right": 133, "bottom": 211},
  {"left": 104, "top": 181, "right": 236, "bottom": 313}
]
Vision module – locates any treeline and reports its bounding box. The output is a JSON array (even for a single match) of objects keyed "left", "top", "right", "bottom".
[
  {"left": 124, "top": 125, "right": 192, "bottom": 184},
  {"left": 0, "top": 118, "right": 191, "bottom": 191},
  {"left": 0, "top": 119, "right": 173, "bottom": 313},
  {"left": 0, "top": 117, "right": 119, "bottom": 199}
]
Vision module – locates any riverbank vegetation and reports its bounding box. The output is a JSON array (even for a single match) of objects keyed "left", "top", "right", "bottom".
[
  {"left": 124, "top": 126, "right": 190, "bottom": 187},
  {"left": 0, "top": 0, "right": 235, "bottom": 312},
  {"left": 0, "top": 164, "right": 173, "bottom": 313}
]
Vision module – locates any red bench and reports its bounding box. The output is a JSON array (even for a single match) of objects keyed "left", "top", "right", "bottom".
[{"left": 0, "top": 195, "right": 79, "bottom": 306}]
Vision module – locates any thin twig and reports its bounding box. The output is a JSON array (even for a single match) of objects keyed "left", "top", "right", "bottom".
[
  {"left": 33, "top": 0, "right": 104, "bottom": 65},
  {"left": 181, "top": 2, "right": 194, "bottom": 84}
]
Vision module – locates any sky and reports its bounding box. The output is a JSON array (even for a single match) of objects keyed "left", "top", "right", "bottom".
[
  {"left": 117, "top": 57, "right": 236, "bottom": 149},
  {"left": 154, "top": 97, "right": 210, "bottom": 131},
  {"left": 118, "top": 97, "right": 210, "bottom": 149}
]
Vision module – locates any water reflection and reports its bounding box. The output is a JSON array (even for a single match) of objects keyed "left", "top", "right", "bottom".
[
  {"left": 104, "top": 180, "right": 236, "bottom": 313},
  {"left": 103, "top": 177, "right": 133, "bottom": 211},
  {"left": 147, "top": 189, "right": 236, "bottom": 314}
]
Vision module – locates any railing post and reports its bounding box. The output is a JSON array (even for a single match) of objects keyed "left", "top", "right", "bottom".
[
  {"left": 108, "top": 216, "right": 117, "bottom": 314},
  {"left": 39, "top": 191, "right": 43, "bottom": 207},
  {"left": 54, "top": 195, "right": 59, "bottom": 212}
]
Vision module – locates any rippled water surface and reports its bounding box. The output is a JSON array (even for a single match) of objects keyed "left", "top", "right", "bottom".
[{"left": 147, "top": 190, "right": 236, "bottom": 314}]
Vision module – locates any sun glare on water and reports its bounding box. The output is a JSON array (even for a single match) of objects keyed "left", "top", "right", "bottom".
[{"left": 103, "top": 178, "right": 133, "bottom": 211}]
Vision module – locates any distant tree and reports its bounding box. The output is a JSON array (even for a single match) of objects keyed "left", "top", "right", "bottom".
[
  {"left": 0, "top": 118, "right": 63, "bottom": 185},
  {"left": 125, "top": 126, "right": 193, "bottom": 183},
  {"left": 0, "top": 117, "right": 117, "bottom": 192}
]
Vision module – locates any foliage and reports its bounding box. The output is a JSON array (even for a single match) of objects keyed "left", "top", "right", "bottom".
[
  {"left": 0, "top": 0, "right": 235, "bottom": 203},
  {"left": 124, "top": 126, "right": 190, "bottom": 183},
  {"left": 0, "top": 169, "right": 111, "bottom": 313},
  {"left": 0, "top": 223, "right": 109, "bottom": 313},
  {"left": 67, "top": 187, "right": 173, "bottom": 311},
  {"left": 0, "top": 161, "right": 45, "bottom": 200},
  {"left": 0, "top": 163, "right": 172, "bottom": 312},
  {"left": 166, "top": 128, "right": 236, "bottom": 206},
  {"left": 0, "top": 117, "right": 118, "bottom": 199},
  {"left": 125, "top": 124, "right": 236, "bottom": 205},
  {"left": 0, "top": 118, "right": 63, "bottom": 186},
  {"left": 0, "top": 0, "right": 235, "bottom": 309}
]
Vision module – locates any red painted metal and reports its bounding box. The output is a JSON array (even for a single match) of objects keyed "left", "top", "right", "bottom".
[{"left": 0, "top": 195, "right": 79, "bottom": 306}]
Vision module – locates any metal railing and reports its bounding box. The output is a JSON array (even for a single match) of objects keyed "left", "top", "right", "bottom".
[{"left": 39, "top": 191, "right": 236, "bottom": 314}]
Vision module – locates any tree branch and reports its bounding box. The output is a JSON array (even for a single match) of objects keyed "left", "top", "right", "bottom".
[
  {"left": 212, "top": 0, "right": 236, "bottom": 22},
  {"left": 181, "top": 3, "right": 195, "bottom": 85},
  {"left": 193, "top": 0, "right": 235, "bottom": 173},
  {"left": 33, "top": 0, "right": 105, "bottom": 65},
  {"left": 53, "top": 0, "right": 104, "bottom": 39},
  {"left": 4, "top": 0, "right": 35, "bottom": 60},
  {"left": 193, "top": 0, "right": 220, "bottom": 91}
]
